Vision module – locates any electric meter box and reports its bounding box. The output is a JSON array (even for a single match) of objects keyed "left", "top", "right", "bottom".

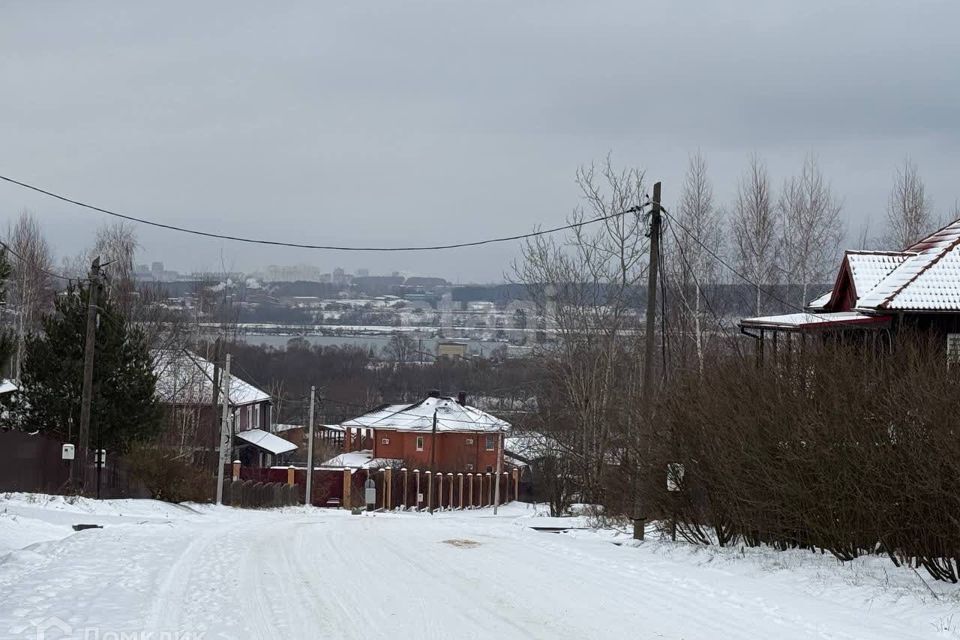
[{"left": 62, "top": 444, "right": 75, "bottom": 460}]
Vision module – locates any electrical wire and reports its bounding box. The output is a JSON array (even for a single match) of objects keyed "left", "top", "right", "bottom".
[
  {"left": 0, "top": 174, "right": 646, "bottom": 252},
  {"left": 0, "top": 238, "right": 81, "bottom": 282},
  {"left": 661, "top": 207, "right": 804, "bottom": 313},
  {"left": 662, "top": 217, "right": 744, "bottom": 358}
]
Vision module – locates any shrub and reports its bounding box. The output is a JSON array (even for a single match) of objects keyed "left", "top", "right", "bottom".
[{"left": 124, "top": 443, "right": 214, "bottom": 503}]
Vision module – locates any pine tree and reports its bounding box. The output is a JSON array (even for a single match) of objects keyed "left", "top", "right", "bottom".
[{"left": 12, "top": 281, "right": 161, "bottom": 452}]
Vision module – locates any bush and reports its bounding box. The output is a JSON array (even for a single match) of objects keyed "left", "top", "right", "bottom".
[
  {"left": 658, "top": 334, "right": 960, "bottom": 582},
  {"left": 124, "top": 444, "right": 214, "bottom": 503}
]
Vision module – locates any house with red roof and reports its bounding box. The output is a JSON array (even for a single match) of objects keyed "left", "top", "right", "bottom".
[
  {"left": 740, "top": 219, "right": 960, "bottom": 354},
  {"left": 337, "top": 392, "right": 511, "bottom": 474}
]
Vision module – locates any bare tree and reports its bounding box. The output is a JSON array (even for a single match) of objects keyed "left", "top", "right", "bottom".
[
  {"left": 92, "top": 222, "right": 138, "bottom": 313},
  {"left": 885, "top": 158, "right": 934, "bottom": 249},
  {"left": 778, "top": 155, "right": 845, "bottom": 307},
  {"left": 383, "top": 332, "right": 416, "bottom": 363},
  {"left": 513, "top": 156, "right": 648, "bottom": 505},
  {"left": 731, "top": 155, "right": 778, "bottom": 315},
  {"left": 6, "top": 211, "right": 54, "bottom": 378},
  {"left": 670, "top": 151, "right": 723, "bottom": 374}
]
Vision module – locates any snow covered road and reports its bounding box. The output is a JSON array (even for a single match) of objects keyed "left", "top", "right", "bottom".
[{"left": 1, "top": 496, "right": 958, "bottom": 639}]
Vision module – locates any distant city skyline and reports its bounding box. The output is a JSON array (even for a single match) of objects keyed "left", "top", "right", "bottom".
[{"left": 3, "top": 2, "right": 959, "bottom": 282}]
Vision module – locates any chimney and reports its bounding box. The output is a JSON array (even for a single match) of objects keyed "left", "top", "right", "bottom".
[
  {"left": 457, "top": 391, "right": 467, "bottom": 406},
  {"left": 428, "top": 389, "right": 440, "bottom": 398}
]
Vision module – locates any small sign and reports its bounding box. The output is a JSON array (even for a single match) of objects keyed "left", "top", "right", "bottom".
[
  {"left": 666, "top": 463, "right": 685, "bottom": 492},
  {"left": 948, "top": 334, "right": 960, "bottom": 365},
  {"left": 417, "top": 493, "right": 424, "bottom": 502},
  {"left": 61, "top": 444, "right": 75, "bottom": 461}
]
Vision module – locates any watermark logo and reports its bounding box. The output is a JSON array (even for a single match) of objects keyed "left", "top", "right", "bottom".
[{"left": 14, "top": 617, "right": 207, "bottom": 640}]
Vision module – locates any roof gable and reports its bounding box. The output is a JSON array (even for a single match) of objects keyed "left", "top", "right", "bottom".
[
  {"left": 153, "top": 350, "right": 271, "bottom": 407},
  {"left": 856, "top": 219, "right": 960, "bottom": 311},
  {"left": 816, "top": 251, "right": 911, "bottom": 311}
]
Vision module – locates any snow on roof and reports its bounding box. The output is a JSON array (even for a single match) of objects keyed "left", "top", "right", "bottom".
[
  {"left": 342, "top": 396, "right": 511, "bottom": 434},
  {"left": 320, "top": 449, "right": 401, "bottom": 470},
  {"left": 274, "top": 423, "right": 344, "bottom": 433},
  {"left": 806, "top": 290, "right": 833, "bottom": 311},
  {"left": 740, "top": 312, "right": 891, "bottom": 331},
  {"left": 153, "top": 350, "right": 271, "bottom": 407},
  {"left": 856, "top": 220, "right": 960, "bottom": 311},
  {"left": 236, "top": 428, "right": 297, "bottom": 455},
  {"left": 846, "top": 251, "right": 914, "bottom": 303}
]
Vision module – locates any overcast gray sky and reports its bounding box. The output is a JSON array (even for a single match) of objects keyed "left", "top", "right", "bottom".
[{"left": 1, "top": 1, "right": 958, "bottom": 282}]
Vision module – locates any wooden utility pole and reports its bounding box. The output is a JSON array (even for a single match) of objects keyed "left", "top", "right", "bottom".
[
  {"left": 305, "top": 386, "right": 316, "bottom": 506},
  {"left": 643, "top": 182, "right": 662, "bottom": 402},
  {"left": 215, "top": 353, "right": 231, "bottom": 504},
  {"left": 209, "top": 337, "right": 221, "bottom": 470},
  {"left": 635, "top": 182, "right": 662, "bottom": 540},
  {"left": 76, "top": 257, "right": 101, "bottom": 491},
  {"left": 493, "top": 431, "right": 504, "bottom": 514},
  {"left": 429, "top": 407, "right": 438, "bottom": 514}
]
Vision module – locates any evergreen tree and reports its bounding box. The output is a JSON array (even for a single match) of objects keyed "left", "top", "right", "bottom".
[{"left": 13, "top": 281, "right": 161, "bottom": 452}]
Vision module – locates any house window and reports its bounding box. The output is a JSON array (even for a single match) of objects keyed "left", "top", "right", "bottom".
[
  {"left": 381, "top": 437, "right": 390, "bottom": 445},
  {"left": 416, "top": 436, "right": 424, "bottom": 451},
  {"left": 485, "top": 434, "right": 495, "bottom": 451},
  {"left": 465, "top": 438, "right": 474, "bottom": 445}
]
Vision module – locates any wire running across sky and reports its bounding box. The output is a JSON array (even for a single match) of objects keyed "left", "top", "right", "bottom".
[{"left": 0, "top": 174, "right": 647, "bottom": 252}]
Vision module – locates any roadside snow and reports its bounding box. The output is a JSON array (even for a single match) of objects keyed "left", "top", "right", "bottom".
[{"left": 0, "top": 495, "right": 958, "bottom": 639}]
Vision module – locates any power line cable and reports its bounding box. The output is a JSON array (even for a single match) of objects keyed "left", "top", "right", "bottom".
[
  {"left": 661, "top": 207, "right": 804, "bottom": 313},
  {"left": 0, "top": 174, "right": 646, "bottom": 252},
  {"left": 0, "top": 237, "right": 82, "bottom": 282},
  {"left": 662, "top": 217, "right": 745, "bottom": 358}
]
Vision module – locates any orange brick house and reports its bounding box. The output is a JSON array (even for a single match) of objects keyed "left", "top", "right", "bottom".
[{"left": 339, "top": 392, "right": 511, "bottom": 473}]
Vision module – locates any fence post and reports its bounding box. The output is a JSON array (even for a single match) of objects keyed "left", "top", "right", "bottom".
[
  {"left": 379, "top": 468, "right": 386, "bottom": 510},
  {"left": 402, "top": 468, "right": 408, "bottom": 510},
  {"left": 486, "top": 473, "right": 492, "bottom": 506},
  {"left": 437, "top": 472, "right": 443, "bottom": 511},
  {"left": 385, "top": 467, "right": 393, "bottom": 510},
  {"left": 502, "top": 472, "right": 509, "bottom": 504},
  {"left": 468, "top": 473, "right": 474, "bottom": 508},
  {"left": 477, "top": 474, "right": 483, "bottom": 507},
  {"left": 447, "top": 473, "right": 454, "bottom": 508},
  {"left": 414, "top": 470, "right": 421, "bottom": 511},
  {"left": 232, "top": 459, "right": 241, "bottom": 482},
  {"left": 457, "top": 473, "right": 464, "bottom": 509},
  {"left": 287, "top": 465, "right": 295, "bottom": 486},
  {"left": 512, "top": 468, "right": 519, "bottom": 502},
  {"left": 342, "top": 469, "right": 352, "bottom": 510}
]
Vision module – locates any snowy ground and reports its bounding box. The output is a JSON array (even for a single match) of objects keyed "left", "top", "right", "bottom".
[{"left": 1, "top": 494, "right": 959, "bottom": 639}]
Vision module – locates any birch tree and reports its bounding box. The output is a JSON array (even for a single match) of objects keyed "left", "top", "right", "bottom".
[
  {"left": 731, "top": 155, "right": 778, "bottom": 315},
  {"left": 7, "top": 211, "right": 54, "bottom": 378},
  {"left": 672, "top": 151, "right": 723, "bottom": 374},
  {"left": 778, "top": 155, "right": 844, "bottom": 307},
  {"left": 885, "top": 158, "right": 934, "bottom": 249}
]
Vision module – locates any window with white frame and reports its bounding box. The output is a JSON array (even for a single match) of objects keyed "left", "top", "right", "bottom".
[
  {"left": 416, "top": 436, "right": 424, "bottom": 451},
  {"left": 381, "top": 437, "right": 390, "bottom": 445},
  {"left": 465, "top": 437, "right": 473, "bottom": 445},
  {"left": 485, "top": 434, "right": 496, "bottom": 451}
]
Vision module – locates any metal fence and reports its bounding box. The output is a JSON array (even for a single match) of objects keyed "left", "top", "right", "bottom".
[{"left": 0, "top": 429, "right": 146, "bottom": 498}]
